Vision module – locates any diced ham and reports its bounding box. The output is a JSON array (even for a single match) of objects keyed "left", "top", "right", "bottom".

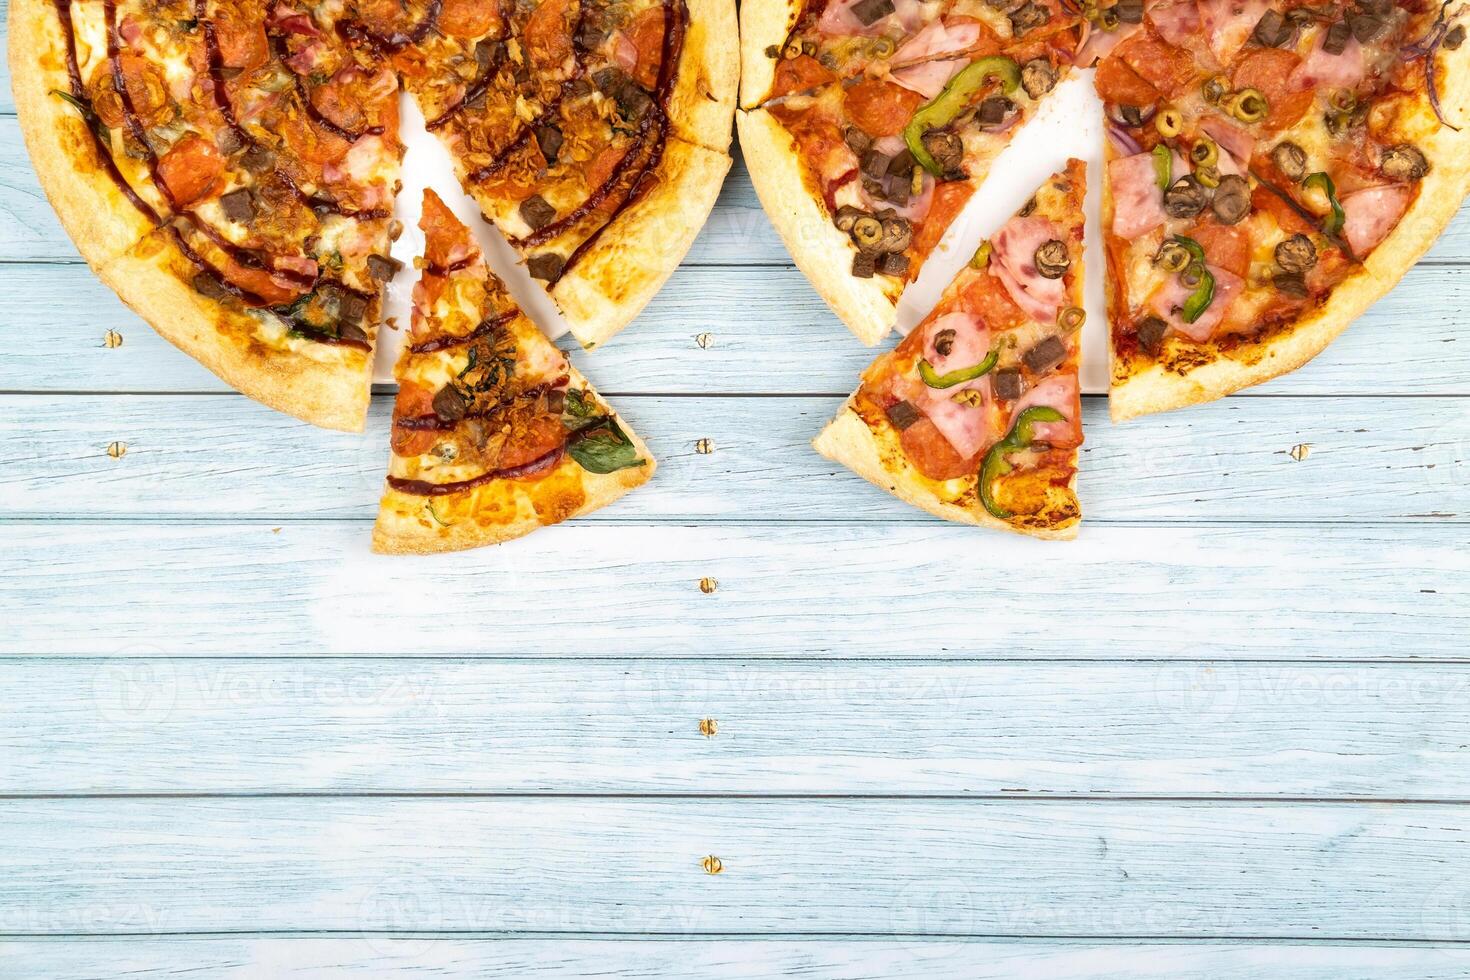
[
  {"left": 1290, "top": 33, "right": 1365, "bottom": 91},
  {"left": 1147, "top": 0, "right": 1201, "bottom": 48},
  {"left": 269, "top": 7, "right": 320, "bottom": 36},
  {"left": 1076, "top": 19, "right": 1138, "bottom": 67},
  {"left": 917, "top": 379, "right": 993, "bottom": 460},
  {"left": 1010, "top": 374, "right": 1082, "bottom": 448},
  {"left": 610, "top": 30, "right": 639, "bottom": 72},
  {"left": 892, "top": 19, "right": 982, "bottom": 66},
  {"left": 891, "top": 59, "right": 964, "bottom": 99},
  {"left": 1200, "top": 115, "right": 1255, "bottom": 172},
  {"left": 1341, "top": 184, "right": 1411, "bottom": 256},
  {"left": 285, "top": 38, "right": 328, "bottom": 75},
  {"left": 1198, "top": 0, "right": 1270, "bottom": 65},
  {"left": 1146, "top": 262, "right": 1244, "bottom": 342},
  {"left": 1109, "top": 151, "right": 1169, "bottom": 239},
  {"left": 818, "top": 0, "right": 922, "bottom": 37},
  {"left": 118, "top": 16, "right": 143, "bottom": 46},
  {"left": 919, "top": 312, "right": 990, "bottom": 375},
  {"left": 990, "top": 215, "right": 1068, "bottom": 325}
]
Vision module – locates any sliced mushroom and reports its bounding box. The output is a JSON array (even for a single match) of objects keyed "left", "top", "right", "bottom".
[
  {"left": 1136, "top": 315, "right": 1169, "bottom": 355},
  {"left": 1381, "top": 143, "right": 1429, "bottom": 182},
  {"left": 1274, "top": 233, "right": 1318, "bottom": 274},
  {"left": 190, "top": 272, "right": 231, "bottom": 302},
  {"left": 833, "top": 205, "right": 865, "bottom": 233},
  {"left": 1210, "top": 174, "right": 1251, "bottom": 225},
  {"left": 1272, "top": 271, "right": 1309, "bottom": 297},
  {"left": 877, "top": 216, "right": 912, "bottom": 254},
  {"left": 1008, "top": 1, "right": 1048, "bottom": 36},
  {"left": 1272, "top": 141, "right": 1308, "bottom": 181},
  {"left": 1020, "top": 58, "right": 1057, "bottom": 98},
  {"left": 527, "top": 253, "right": 564, "bottom": 281},
  {"left": 432, "top": 384, "right": 469, "bottom": 422},
  {"left": 338, "top": 322, "right": 369, "bottom": 343},
  {"left": 1034, "top": 239, "right": 1070, "bottom": 279},
  {"left": 920, "top": 129, "right": 963, "bottom": 171},
  {"left": 933, "top": 328, "right": 957, "bottom": 357},
  {"left": 1163, "top": 175, "right": 1212, "bottom": 218}
]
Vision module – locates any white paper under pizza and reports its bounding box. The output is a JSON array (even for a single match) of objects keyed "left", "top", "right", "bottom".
[{"left": 375, "top": 72, "right": 1109, "bottom": 392}]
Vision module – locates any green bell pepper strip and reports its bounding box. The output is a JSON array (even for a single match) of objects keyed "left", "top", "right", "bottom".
[
  {"left": 903, "top": 56, "right": 1021, "bottom": 175},
  {"left": 1303, "top": 171, "right": 1345, "bottom": 236},
  {"left": 979, "top": 406, "right": 1066, "bottom": 519},
  {"left": 1151, "top": 143, "right": 1172, "bottom": 190},
  {"left": 918, "top": 350, "right": 998, "bottom": 389},
  {"left": 1170, "top": 235, "right": 1216, "bottom": 325}
]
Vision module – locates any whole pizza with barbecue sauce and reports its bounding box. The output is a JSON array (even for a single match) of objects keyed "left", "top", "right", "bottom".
[
  {"left": 815, "top": 159, "right": 1086, "bottom": 538},
  {"left": 1091, "top": 0, "right": 1470, "bottom": 419},
  {"left": 10, "top": 0, "right": 737, "bottom": 432}
]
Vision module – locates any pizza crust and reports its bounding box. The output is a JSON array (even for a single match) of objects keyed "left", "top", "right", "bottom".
[
  {"left": 553, "top": 137, "right": 732, "bottom": 349},
  {"left": 371, "top": 400, "right": 656, "bottom": 554},
  {"left": 738, "top": 0, "right": 799, "bottom": 109},
  {"left": 668, "top": 0, "right": 739, "bottom": 152},
  {"left": 100, "top": 229, "right": 374, "bottom": 432},
  {"left": 737, "top": 106, "right": 902, "bottom": 346},
  {"left": 8, "top": 0, "right": 156, "bottom": 269},
  {"left": 812, "top": 405, "right": 1079, "bottom": 541},
  {"left": 1111, "top": 36, "right": 1470, "bottom": 422}
]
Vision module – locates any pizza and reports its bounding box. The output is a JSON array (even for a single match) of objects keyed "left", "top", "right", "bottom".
[
  {"left": 737, "top": 0, "right": 1086, "bottom": 344},
  {"left": 1094, "top": 0, "right": 1470, "bottom": 419},
  {"left": 814, "top": 159, "right": 1085, "bottom": 538},
  {"left": 9, "top": 0, "right": 737, "bottom": 431},
  {"left": 374, "top": 190, "right": 654, "bottom": 554}
]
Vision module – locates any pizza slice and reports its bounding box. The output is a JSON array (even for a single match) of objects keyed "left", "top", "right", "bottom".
[
  {"left": 813, "top": 159, "right": 1085, "bottom": 538},
  {"left": 392, "top": 0, "right": 738, "bottom": 349},
  {"left": 1094, "top": 0, "right": 1470, "bottom": 421},
  {"left": 11, "top": 0, "right": 405, "bottom": 431},
  {"left": 374, "top": 191, "right": 655, "bottom": 554},
  {"left": 738, "top": 1, "right": 1084, "bottom": 344}
]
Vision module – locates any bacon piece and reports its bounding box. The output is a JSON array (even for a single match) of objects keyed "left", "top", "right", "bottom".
[
  {"left": 990, "top": 215, "right": 1068, "bottom": 325},
  {"left": 1197, "top": 0, "right": 1270, "bottom": 65},
  {"left": 1108, "top": 151, "right": 1168, "bottom": 239},
  {"left": 1290, "top": 33, "right": 1366, "bottom": 92},
  {"left": 1341, "top": 185, "right": 1411, "bottom": 256},
  {"left": 919, "top": 311, "right": 990, "bottom": 376},
  {"left": 818, "top": 0, "right": 922, "bottom": 38},
  {"left": 1200, "top": 115, "right": 1255, "bottom": 173},
  {"left": 1146, "top": 262, "right": 1244, "bottom": 342},
  {"left": 1147, "top": 0, "right": 1200, "bottom": 48},
  {"left": 917, "top": 377, "right": 993, "bottom": 460}
]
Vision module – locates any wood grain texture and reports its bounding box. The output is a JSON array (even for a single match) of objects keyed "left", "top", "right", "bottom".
[
  {"left": 1, "top": 394, "right": 1466, "bottom": 523},
  {"left": 10, "top": 658, "right": 1470, "bottom": 797},
  {"left": 5, "top": 259, "right": 1470, "bottom": 395},
  {"left": 6, "top": 798, "right": 1470, "bottom": 938},
  {"left": 6, "top": 938, "right": 1470, "bottom": 979},
  {"left": 0, "top": 522, "right": 1462, "bottom": 657}
]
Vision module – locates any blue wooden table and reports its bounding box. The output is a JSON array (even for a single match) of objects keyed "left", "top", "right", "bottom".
[{"left": 3, "top": 7, "right": 1470, "bottom": 972}]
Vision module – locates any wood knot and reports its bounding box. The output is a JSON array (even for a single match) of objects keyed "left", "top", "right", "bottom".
[
  {"left": 701, "top": 855, "right": 723, "bottom": 875},
  {"left": 695, "top": 438, "right": 714, "bottom": 455},
  {"left": 694, "top": 332, "right": 713, "bottom": 349},
  {"left": 698, "top": 577, "right": 717, "bottom": 594},
  {"left": 106, "top": 441, "right": 128, "bottom": 459},
  {"left": 1289, "top": 443, "right": 1311, "bottom": 462},
  {"left": 699, "top": 718, "right": 718, "bottom": 737},
  {"left": 103, "top": 330, "right": 124, "bottom": 349}
]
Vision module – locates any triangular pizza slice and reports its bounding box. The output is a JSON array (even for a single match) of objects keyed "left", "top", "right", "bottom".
[
  {"left": 738, "top": 0, "right": 1084, "bottom": 344},
  {"left": 1093, "top": 1, "right": 1470, "bottom": 420},
  {"left": 814, "top": 159, "right": 1086, "bottom": 538},
  {"left": 373, "top": 190, "right": 655, "bottom": 554}
]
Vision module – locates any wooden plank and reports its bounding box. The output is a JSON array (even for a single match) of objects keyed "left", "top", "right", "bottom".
[
  {"left": 5, "top": 107, "right": 1470, "bottom": 266},
  {"left": 1, "top": 394, "right": 1466, "bottom": 523},
  {"left": 5, "top": 938, "right": 1470, "bottom": 979},
  {"left": 14, "top": 658, "right": 1470, "bottom": 796},
  {"left": 2, "top": 798, "right": 1470, "bottom": 938},
  {"left": 0, "top": 522, "right": 1461, "bottom": 657},
  {"left": 3, "top": 259, "right": 1470, "bottom": 395}
]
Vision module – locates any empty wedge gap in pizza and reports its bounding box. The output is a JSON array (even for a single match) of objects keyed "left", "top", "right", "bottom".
[
  {"left": 738, "top": 0, "right": 1087, "bottom": 345},
  {"left": 815, "top": 159, "right": 1086, "bottom": 539},
  {"left": 374, "top": 190, "right": 655, "bottom": 554}
]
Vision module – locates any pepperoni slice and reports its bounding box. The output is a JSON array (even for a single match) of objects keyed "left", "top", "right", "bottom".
[
  {"left": 1231, "top": 48, "right": 1312, "bottom": 134},
  {"left": 157, "top": 134, "right": 224, "bottom": 207},
  {"left": 625, "top": 6, "right": 668, "bottom": 90},
  {"left": 216, "top": 259, "right": 303, "bottom": 307},
  {"left": 499, "top": 414, "right": 568, "bottom": 470},
  {"left": 214, "top": 8, "right": 268, "bottom": 70},
  {"left": 1250, "top": 185, "right": 1315, "bottom": 237},
  {"left": 899, "top": 417, "right": 975, "bottom": 481},
  {"left": 391, "top": 383, "right": 439, "bottom": 457},
  {"left": 419, "top": 190, "right": 466, "bottom": 267},
  {"left": 771, "top": 53, "right": 834, "bottom": 98},
  {"left": 439, "top": 0, "right": 500, "bottom": 38},
  {"left": 1093, "top": 53, "right": 1159, "bottom": 108},
  {"left": 909, "top": 180, "right": 973, "bottom": 268},
  {"left": 1116, "top": 33, "right": 1196, "bottom": 97},
  {"left": 843, "top": 78, "right": 924, "bottom": 137},
  {"left": 523, "top": 0, "right": 573, "bottom": 70},
  {"left": 1187, "top": 219, "right": 1250, "bottom": 279},
  {"left": 951, "top": 265, "right": 1027, "bottom": 331}
]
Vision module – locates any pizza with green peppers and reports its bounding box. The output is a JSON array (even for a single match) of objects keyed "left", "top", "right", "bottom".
[
  {"left": 10, "top": 0, "right": 737, "bottom": 432},
  {"left": 376, "top": 190, "right": 654, "bottom": 553},
  {"left": 814, "top": 159, "right": 1085, "bottom": 538}
]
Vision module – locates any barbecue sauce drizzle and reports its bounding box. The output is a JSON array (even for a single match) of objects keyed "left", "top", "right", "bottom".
[
  {"left": 385, "top": 446, "right": 565, "bottom": 495},
  {"left": 425, "top": 0, "right": 513, "bottom": 131}
]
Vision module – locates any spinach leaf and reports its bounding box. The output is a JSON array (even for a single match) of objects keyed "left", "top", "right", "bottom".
[{"left": 567, "top": 419, "right": 644, "bottom": 474}]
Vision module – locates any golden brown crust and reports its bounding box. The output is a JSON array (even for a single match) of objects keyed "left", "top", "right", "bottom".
[
  {"left": 737, "top": 0, "right": 800, "bottom": 109},
  {"left": 737, "top": 106, "right": 901, "bottom": 346},
  {"left": 1109, "top": 33, "right": 1470, "bottom": 422},
  {"left": 8, "top": 0, "right": 155, "bottom": 269},
  {"left": 554, "top": 137, "right": 732, "bottom": 349},
  {"left": 812, "top": 407, "right": 1078, "bottom": 541},
  {"left": 669, "top": 0, "right": 738, "bottom": 153},
  {"left": 101, "top": 230, "right": 373, "bottom": 432},
  {"left": 371, "top": 375, "right": 656, "bottom": 554}
]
